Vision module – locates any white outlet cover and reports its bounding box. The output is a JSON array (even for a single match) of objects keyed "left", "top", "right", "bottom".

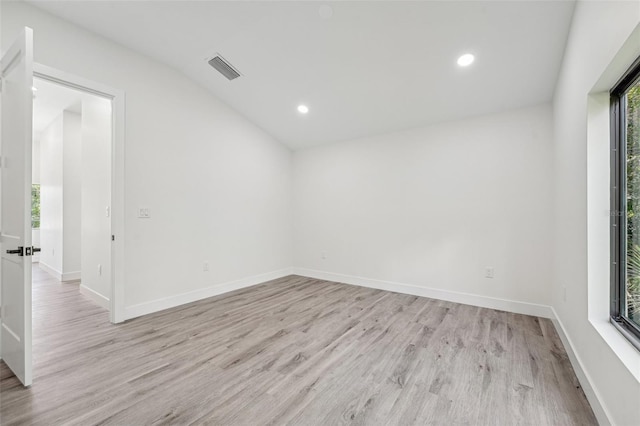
[{"left": 138, "top": 207, "right": 151, "bottom": 218}]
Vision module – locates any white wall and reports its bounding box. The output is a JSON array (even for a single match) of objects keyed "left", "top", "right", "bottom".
[
  {"left": 293, "top": 104, "right": 554, "bottom": 311},
  {"left": 81, "top": 96, "right": 111, "bottom": 304},
  {"left": 552, "top": 1, "right": 640, "bottom": 425},
  {"left": 39, "top": 114, "right": 63, "bottom": 274},
  {"left": 32, "top": 137, "right": 40, "bottom": 263},
  {"left": 32, "top": 137, "right": 40, "bottom": 184},
  {"left": 1, "top": 1, "right": 293, "bottom": 314},
  {"left": 62, "top": 111, "right": 81, "bottom": 277},
  {"left": 38, "top": 110, "right": 82, "bottom": 280}
]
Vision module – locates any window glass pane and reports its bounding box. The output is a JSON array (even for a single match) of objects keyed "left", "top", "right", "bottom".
[{"left": 626, "top": 80, "right": 640, "bottom": 328}]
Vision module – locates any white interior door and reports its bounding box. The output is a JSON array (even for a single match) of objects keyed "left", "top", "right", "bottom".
[{"left": 0, "top": 27, "right": 34, "bottom": 387}]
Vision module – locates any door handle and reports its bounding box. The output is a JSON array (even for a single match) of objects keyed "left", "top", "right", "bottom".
[
  {"left": 6, "top": 246, "right": 24, "bottom": 256},
  {"left": 24, "top": 247, "right": 40, "bottom": 256}
]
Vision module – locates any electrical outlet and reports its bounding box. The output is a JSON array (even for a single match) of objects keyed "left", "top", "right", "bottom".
[
  {"left": 485, "top": 267, "right": 495, "bottom": 279},
  {"left": 203, "top": 262, "right": 209, "bottom": 272},
  {"left": 138, "top": 207, "right": 151, "bottom": 218},
  {"left": 97, "top": 264, "right": 102, "bottom": 276}
]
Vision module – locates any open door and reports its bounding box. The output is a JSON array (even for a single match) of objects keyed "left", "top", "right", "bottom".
[{"left": 0, "top": 27, "right": 34, "bottom": 386}]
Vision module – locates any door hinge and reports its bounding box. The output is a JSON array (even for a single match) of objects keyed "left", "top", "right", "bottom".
[{"left": 111, "top": 235, "right": 115, "bottom": 241}]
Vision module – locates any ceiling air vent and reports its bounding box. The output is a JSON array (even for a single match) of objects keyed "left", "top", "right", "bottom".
[{"left": 208, "top": 55, "right": 241, "bottom": 81}]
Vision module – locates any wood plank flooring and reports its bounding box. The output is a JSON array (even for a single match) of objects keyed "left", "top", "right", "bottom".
[{"left": 0, "top": 265, "right": 597, "bottom": 425}]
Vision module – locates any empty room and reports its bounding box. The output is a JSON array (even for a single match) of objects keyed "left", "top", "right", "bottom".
[{"left": 0, "top": 0, "right": 639, "bottom": 425}]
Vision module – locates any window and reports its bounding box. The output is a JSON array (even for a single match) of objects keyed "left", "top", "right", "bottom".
[
  {"left": 611, "top": 56, "right": 640, "bottom": 348},
  {"left": 31, "top": 184, "right": 40, "bottom": 229}
]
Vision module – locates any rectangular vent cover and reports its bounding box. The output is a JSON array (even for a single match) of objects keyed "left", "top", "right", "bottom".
[{"left": 208, "top": 55, "right": 241, "bottom": 81}]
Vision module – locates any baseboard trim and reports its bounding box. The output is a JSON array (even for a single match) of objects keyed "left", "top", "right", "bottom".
[
  {"left": 79, "top": 284, "right": 110, "bottom": 310},
  {"left": 38, "top": 262, "right": 81, "bottom": 282},
  {"left": 292, "top": 267, "right": 554, "bottom": 319},
  {"left": 62, "top": 271, "right": 81, "bottom": 282},
  {"left": 39, "top": 262, "right": 61, "bottom": 281},
  {"left": 124, "top": 267, "right": 295, "bottom": 321},
  {"left": 550, "top": 308, "right": 611, "bottom": 426}
]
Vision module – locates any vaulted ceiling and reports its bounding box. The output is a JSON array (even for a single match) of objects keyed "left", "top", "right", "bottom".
[{"left": 27, "top": 1, "right": 575, "bottom": 149}]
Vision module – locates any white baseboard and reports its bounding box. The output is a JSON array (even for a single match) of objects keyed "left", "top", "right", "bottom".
[
  {"left": 62, "top": 271, "right": 81, "bottom": 282},
  {"left": 39, "top": 262, "right": 61, "bottom": 281},
  {"left": 80, "top": 284, "right": 110, "bottom": 310},
  {"left": 293, "top": 268, "right": 554, "bottom": 319},
  {"left": 39, "top": 262, "right": 81, "bottom": 282},
  {"left": 550, "top": 308, "right": 611, "bottom": 426},
  {"left": 124, "top": 267, "right": 295, "bottom": 321}
]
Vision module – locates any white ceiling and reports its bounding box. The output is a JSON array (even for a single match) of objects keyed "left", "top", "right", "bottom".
[
  {"left": 27, "top": 1, "right": 576, "bottom": 149},
  {"left": 33, "top": 77, "right": 83, "bottom": 137}
]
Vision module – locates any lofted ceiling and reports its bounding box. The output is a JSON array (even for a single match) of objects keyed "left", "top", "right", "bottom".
[{"left": 27, "top": 1, "right": 576, "bottom": 149}]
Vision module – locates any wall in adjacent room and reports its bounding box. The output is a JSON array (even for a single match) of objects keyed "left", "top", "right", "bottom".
[
  {"left": 80, "top": 96, "right": 112, "bottom": 305},
  {"left": 39, "top": 114, "right": 63, "bottom": 275},
  {"left": 32, "top": 137, "right": 41, "bottom": 263},
  {"left": 62, "top": 111, "right": 81, "bottom": 277},
  {"left": 38, "top": 110, "right": 81, "bottom": 280}
]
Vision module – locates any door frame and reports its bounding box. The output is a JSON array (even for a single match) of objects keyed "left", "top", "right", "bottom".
[{"left": 33, "top": 63, "right": 125, "bottom": 324}]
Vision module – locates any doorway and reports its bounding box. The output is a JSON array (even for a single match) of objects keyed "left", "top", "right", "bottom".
[
  {"left": 33, "top": 64, "right": 125, "bottom": 324},
  {"left": 32, "top": 77, "right": 111, "bottom": 311}
]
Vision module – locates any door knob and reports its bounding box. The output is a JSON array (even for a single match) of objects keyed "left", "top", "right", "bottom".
[{"left": 6, "top": 247, "right": 24, "bottom": 256}]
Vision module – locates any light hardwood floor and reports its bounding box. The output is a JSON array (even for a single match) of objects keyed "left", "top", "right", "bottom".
[{"left": 0, "top": 265, "right": 596, "bottom": 425}]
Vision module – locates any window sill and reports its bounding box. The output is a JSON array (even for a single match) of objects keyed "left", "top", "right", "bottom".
[
  {"left": 590, "top": 317, "right": 640, "bottom": 382},
  {"left": 610, "top": 318, "right": 640, "bottom": 351}
]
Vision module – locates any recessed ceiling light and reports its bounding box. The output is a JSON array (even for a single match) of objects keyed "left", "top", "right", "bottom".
[
  {"left": 297, "top": 105, "right": 309, "bottom": 114},
  {"left": 319, "top": 5, "right": 333, "bottom": 19},
  {"left": 457, "top": 53, "right": 475, "bottom": 67}
]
